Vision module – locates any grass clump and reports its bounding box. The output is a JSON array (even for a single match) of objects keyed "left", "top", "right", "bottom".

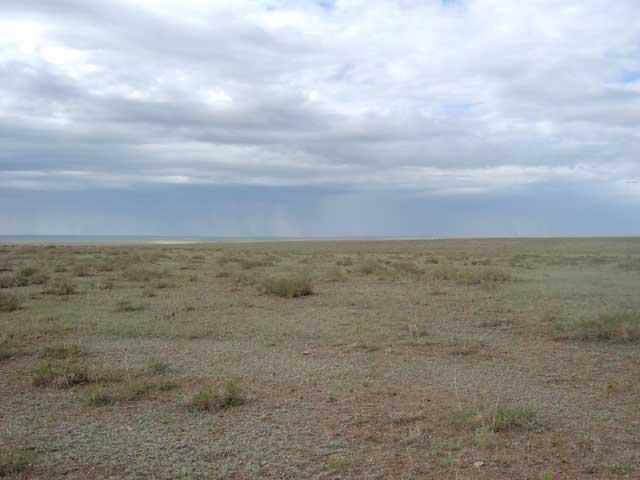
[
  {"left": 31, "top": 361, "right": 118, "bottom": 389},
  {"left": 493, "top": 405, "right": 541, "bottom": 432},
  {"left": 14, "top": 267, "right": 49, "bottom": 287},
  {"left": 43, "top": 277, "right": 77, "bottom": 296},
  {"left": 40, "top": 343, "right": 82, "bottom": 360},
  {"left": 189, "top": 380, "right": 244, "bottom": 412},
  {"left": 81, "top": 379, "right": 175, "bottom": 406},
  {"left": 71, "top": 263, "right": 94, "bottom": 277},
  {"left": 335, "top": 256, "right": 354, "bottom": 267},
  {"left": 431, "top": 264, "right": 512, "bottom": 286},
  {"left": 262, "top": 274, "right": 313, "bottom": 298},
  {"left": 115, "top": 300, "right": 145, "bottom": 312},
  {"left": 0, "top": 447, "right": 35, "bottom": 477},
  {"left": 355, "top": 258, "right": 384, "bottom": 275},
  {"left": 0, "top": 292, "right": 21, "bottom": 312},
  {"left": 32, "top": 361, "right": 94, "bottom": 389},
  {"left": 145, "top": 355, "right": 170, "bottom": 374},
  {"left": 391, "top": 261, "right": 423, "bottom": 276},
  {"left": 0, "top": 336, "right": 22, "bottom": 361},
  {"left": 238, "top": 258, "right": 273, "bottom": 270},
  {"left": 451, "top": 403, "right": 541, "bottom": 433},
  {"left": 556, "top": 312, "right": 640, "bottom": 343},
  {"left": 123, "top": 267, "right": 165, "bottom": 282}
]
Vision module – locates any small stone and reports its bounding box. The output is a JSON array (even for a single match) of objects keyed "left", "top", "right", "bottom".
[
  {"left": 303, "top": 350, "right": 311, "bottom": 355},
  {"left": 473, "top": 461, "right": 485, "bottom": 468}
]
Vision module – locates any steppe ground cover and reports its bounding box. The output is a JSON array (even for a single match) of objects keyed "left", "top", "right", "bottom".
[{"left": 0, "top": 238, "right": 639, "bottom": 479}]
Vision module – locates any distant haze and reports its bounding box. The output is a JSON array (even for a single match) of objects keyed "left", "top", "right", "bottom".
[{"left": 1, "top": 1, "right": 639, "bottom": 236}]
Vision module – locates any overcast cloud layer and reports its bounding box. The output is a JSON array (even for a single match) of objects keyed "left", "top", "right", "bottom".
[{"left": 1, "top": 0, "right": 639, "bottom": 235}]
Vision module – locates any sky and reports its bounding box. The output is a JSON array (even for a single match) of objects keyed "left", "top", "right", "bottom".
[{"left": 1, "top": 0, "right": 639, "bottom": 237}]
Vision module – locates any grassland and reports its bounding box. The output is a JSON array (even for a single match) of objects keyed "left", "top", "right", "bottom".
[{"left": 1, "top": 237, "right": 639, "bottom": 479}]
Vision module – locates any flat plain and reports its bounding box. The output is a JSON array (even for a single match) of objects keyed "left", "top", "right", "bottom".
[{"left": 1, "top": 238, "right": 639, "bottom": 479}]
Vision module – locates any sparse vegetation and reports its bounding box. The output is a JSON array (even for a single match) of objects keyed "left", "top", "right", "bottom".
[
  {"left": 556, "top": 312, "right": 640, "bottom": 343},
  {"left": 431, "top": 264, "right": 512, "bottom": 285},
  {"left": 1, "top": 239, "right": 639, "bottom": 478}
]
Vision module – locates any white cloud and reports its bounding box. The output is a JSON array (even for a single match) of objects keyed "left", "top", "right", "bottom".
[{"left": 0, "top": 0, "right": 639, "bottom": 197}]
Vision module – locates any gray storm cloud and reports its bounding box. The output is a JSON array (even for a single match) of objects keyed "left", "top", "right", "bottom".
[{"left": 1, "top": 0, "right": 640, "bottom": 198}]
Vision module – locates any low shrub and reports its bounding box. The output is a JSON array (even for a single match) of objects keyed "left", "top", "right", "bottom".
[{"left": 262, "top": 274, "right": 313, "bottom": 298}]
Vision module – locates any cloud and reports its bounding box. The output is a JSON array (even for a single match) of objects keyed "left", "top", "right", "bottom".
[{"left": 1, "top": 0, "right": 640, "bottom": 205}]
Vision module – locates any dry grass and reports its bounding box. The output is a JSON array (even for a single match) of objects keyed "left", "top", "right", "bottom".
[{"left": 1, "top": 238, "right": 639, "bottom": 478}]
